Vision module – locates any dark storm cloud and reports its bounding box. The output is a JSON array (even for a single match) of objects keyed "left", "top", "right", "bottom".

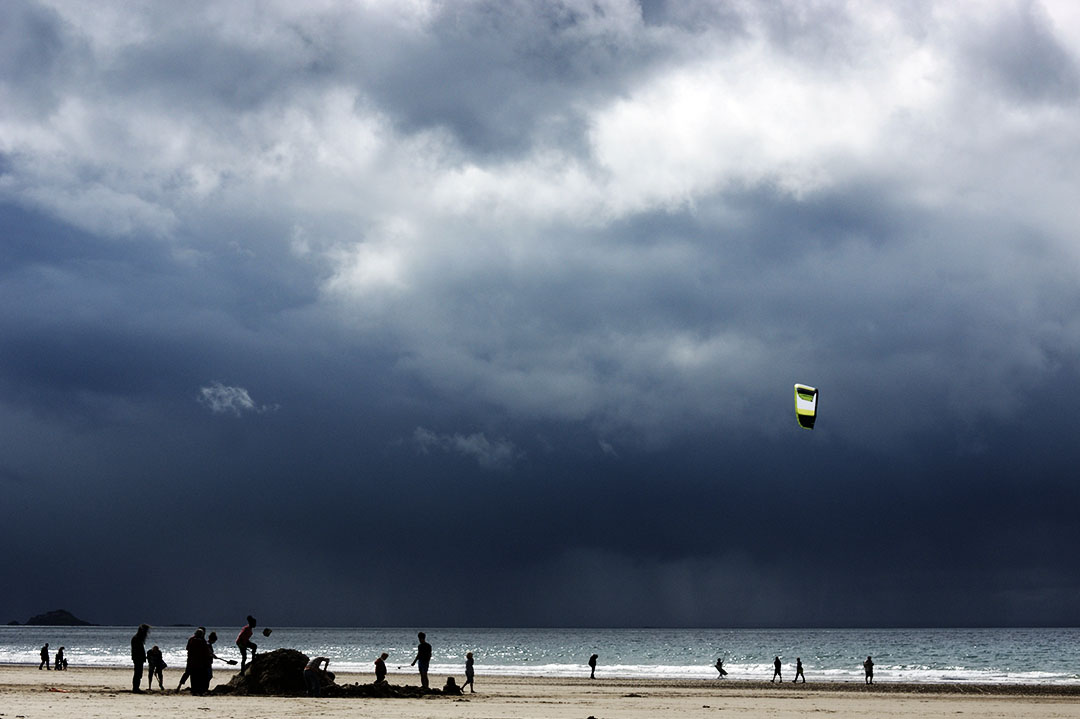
[
  {"left": 353, "top": 1, "right": 665, "bottom": 155},
  {"left": 3, "top": 0, "right": 1080, "bottom": 628},
  {"left": 959, "top": 0, "right": 1080, "bottom": 104},
  {"left": 0, "top": 1, "right": 76, "bottom": 116}
]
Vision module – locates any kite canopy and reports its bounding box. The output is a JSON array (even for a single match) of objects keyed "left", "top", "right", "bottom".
[{"left": 794, "top": 384, "right": 818, "bottom": 429}]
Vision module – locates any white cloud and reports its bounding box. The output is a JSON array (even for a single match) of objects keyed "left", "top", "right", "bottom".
[
  {"left": 413, "top": 426, "right": 521, "bottom": 470},
  {"left": 198, "top": 383, "right": 276, "bottom": 416}
]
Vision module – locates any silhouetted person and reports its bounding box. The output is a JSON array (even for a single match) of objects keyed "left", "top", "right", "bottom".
[
  {"left": 588, "top": 653, "right": 598, "bottom": 679},
  {"left": 715, "top": 658, "right": 727, "bottom": 678},
  {"left": 304, "top": 656, "right": 330, "bottom": 696},
  {"left": 374, "top": 652, "right": 388, "bottom": 684},
  {"left": 146, "top": 645, "right": 165, "bottom": 690},
  {"left": 55, "top": 646, "right": 67, "bottom": 671},
  {"left": 412, "top": 632, "right": 432, "bottom": 689},
  {"left": 463, "top": 651, "right": 475, "bottom": 693},
  {"left": 131, "top": 624, "right": 150, "bottom": 692},
  {"left": 39, "top": 643, "right": 50, "bottom": 670},
  {"left": 863, "top": 656, "right": 874, "bottom": 684},
  {"left": 186, "top": 627, "right": 212, "bottom": 695},
  {"left": 443, "top": 676, "right": 462, "bottom": 695},
  {"left": 207, "top": 631, "right": 236, "bottom": 687},
  {"left": 794, "top": 657, "right": 805, "bottom": 683},
  {"left": 236, "top": 615, "right": 258, "bottom": 672},
  {"left": 771, "top": 656, "right": 782, "bottom": 682},
  {"left": 176, "top": 627, "right": 200, "bottom": 692}
]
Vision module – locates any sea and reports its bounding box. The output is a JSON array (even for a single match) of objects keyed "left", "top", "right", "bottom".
[{"left": 2, "top": 626, "right": 1078, "bottom": 685}]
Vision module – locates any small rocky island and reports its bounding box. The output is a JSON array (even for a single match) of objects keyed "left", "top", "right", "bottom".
[{"left": 9, "top": 609, "right": 95, "bottom": 626}]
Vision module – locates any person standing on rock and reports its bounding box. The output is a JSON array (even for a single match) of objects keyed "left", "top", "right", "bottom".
[
  {"left": 131, "top": 624, "right": 150, "bottom": 692},
  {"left": 236, "top": 615, "right": 258, "bottom": 673},
  {"left": 411, "top": 631, "right": 432, "bottom": 689}
]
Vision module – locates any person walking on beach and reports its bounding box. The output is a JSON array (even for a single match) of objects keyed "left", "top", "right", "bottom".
[
  {"left": 794, "top": 657, "right": 805, "bottom": 683},
  {"left": 715, "top": 658, "right": 728, "bottom": 678},
  {"left": 131, "top": 624, "right": 150, "bottom": 692},
  {"left": 463, "top": 651, "right": 475, "bottom": 693},
  {"left": 304, "top": 656, "right": 330, "bottom": 697},
  {"left": 412, "top": 631, "right": 432, "bottom": 689},
  {"left": 863, "top": 656, "right": 874, "bottom": 684},
  {"left": 374, "top": 652, "right": 388, "bottom": 684},
  {"left": 55, "top": 646, "right": 67, "bottom": 671},
  {"left": 588, "top": 653, "right": 598, "bottom": 679},
  {"left": 772, "top": 655, "right": 783, "bottom": 682},
  {"left": 236, "top": 615, "right": 258, "bottom": 673},
  {"left": 39, "top": 642, "right": 50, "bottom": 670},
  {"left": 146, "top": 645, "right": 166, "bottom": 690}
]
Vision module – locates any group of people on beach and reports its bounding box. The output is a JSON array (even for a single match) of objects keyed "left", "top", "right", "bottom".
[
  {"left": 127, "top": 616, "right": 260, "bottom": 694},
  {"left": 709, "top": 655, "right": 874, "bottom": 684},
  {"left": 121, "top": 622, "right": 478, "bottom": 696},
  {"left": 37, "top": 643, "right": 67, "bottom": 671},
  {"left": 766, "top": 655, "right": 806, "bottom": 682},
  {"left": 49, "top": 624, "right": 879, "bottom": 691}
]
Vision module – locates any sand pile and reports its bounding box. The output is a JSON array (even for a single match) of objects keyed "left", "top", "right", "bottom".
[
  {"left": 213, "top": 648, "right": 454, "bottom": 697},
  {"left": 214, "top": 649, "right": 309, "bottom": 695}
]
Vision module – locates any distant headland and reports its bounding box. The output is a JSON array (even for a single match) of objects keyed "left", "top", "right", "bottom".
[{"left": 7, "top": 609, "right": 95, "bottom": 626}]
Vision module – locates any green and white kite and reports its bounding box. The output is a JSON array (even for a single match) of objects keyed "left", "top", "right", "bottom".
[{"left": 794, "top": 384, "right": 818, "bottom": 429}]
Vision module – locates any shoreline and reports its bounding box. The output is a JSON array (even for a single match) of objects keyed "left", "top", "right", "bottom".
[
  {"left": 3, "top": 666, "right": 1079, "bottom": 719},
  {"left": 3, "top": 665, "right": 1080, "bottom": 696}
]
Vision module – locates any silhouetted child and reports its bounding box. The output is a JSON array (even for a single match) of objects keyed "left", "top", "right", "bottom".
[
  {"left": 463, "top": 651, "right": 475, "bottom": 692},
  {"left": 443, "top": 676, "right": 462, "bottom": 695},
  {"left": 794, "top": 657, "right": 805, "bottom": 683},
  {"left": 207, "top": 631, "right": 237, "bottom": 686},
  {"left": 715, "top": 658, "right": 727, "bottom": 678},
  {"left": 146, "top": 645, "right": 166, "bottom": 690},
  {"left": 588, "top": 653, "right": 598, "bottom": 679},
  {"left": 236, "top": 615, "right": 258, "bottom": 672},
  {"left": 771, "top": 656, "right": 782, "bottom": 682},
  {"left": 374, "top": 652, "right": 388, "bottom": 684}
]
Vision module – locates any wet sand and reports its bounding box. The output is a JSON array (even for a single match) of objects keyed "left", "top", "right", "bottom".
[{"left": 2, "top": 665, "right": 1079, "bottom": 719}]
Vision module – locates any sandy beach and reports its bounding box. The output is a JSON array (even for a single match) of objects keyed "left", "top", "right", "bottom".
[{"left": 3, "top": 666, "right": 1079, "bottom": 719}]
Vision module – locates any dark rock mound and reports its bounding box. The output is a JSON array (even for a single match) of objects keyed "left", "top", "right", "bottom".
[
  {"left": 326, "top": 681, "right": 443, "bottom": 698},
  {"left": 213, "top": 648, "right": 453, "bottom": 698},
  {"left": 215, "top": 649, "right": 309, "bottom": 695},
  {"left": 25, "top": 609, "right": 94, "bottom": 626}
]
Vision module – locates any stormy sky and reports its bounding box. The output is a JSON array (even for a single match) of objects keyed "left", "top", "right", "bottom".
[{"left": 3, "top": 0, "right": 1080, "bottom": 628}]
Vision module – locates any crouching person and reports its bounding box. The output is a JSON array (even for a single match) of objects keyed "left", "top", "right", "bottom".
[{"left": 304, "top": 656, "right": 330, "bottom": 697}]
